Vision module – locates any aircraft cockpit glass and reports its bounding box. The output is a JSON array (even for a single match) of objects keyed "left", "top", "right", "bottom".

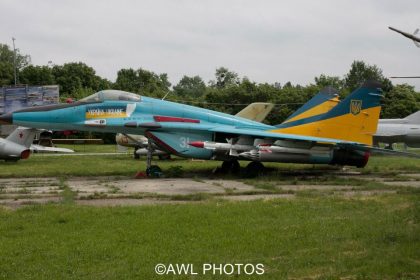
[{"left": 80, "top": 90, "right": 141, "bottom": 103}]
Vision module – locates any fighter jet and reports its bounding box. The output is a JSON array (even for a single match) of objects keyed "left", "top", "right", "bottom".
[
  {"left": 374, "top": 111, "right": 420, "bottom": 149},
  {"left": 0, "top": 81, "right": 417, "bottom": 176},
  {"left": 0, "top": 127, "right": 36, "bottom": 161},
  {"left": 389, "top": 26, "right": 420, "bottom": 47},
  {"left": 0, "top": 127, "right": 74, "bottom": 161}
]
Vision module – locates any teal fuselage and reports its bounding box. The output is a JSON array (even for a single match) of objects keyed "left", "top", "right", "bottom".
[{"left": 10, "top": 96, "right": 273, "bottom": 159}]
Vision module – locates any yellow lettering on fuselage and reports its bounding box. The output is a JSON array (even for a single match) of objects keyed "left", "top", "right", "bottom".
[{"left": 85, "top": 108, "right": 126, "bottom": 119}]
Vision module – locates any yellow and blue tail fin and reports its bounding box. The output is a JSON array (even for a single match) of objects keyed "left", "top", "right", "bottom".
[
  {"left": 272, "top": 81, "right": 383, "bottom": 145},
  {"left": 282, "top": 86, "right": 340, "bottom": 124}
]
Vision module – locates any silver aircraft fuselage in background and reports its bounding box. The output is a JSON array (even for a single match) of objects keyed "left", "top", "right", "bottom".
[{"left": 374, "top": 111, "right": 420, "bottom": 148}]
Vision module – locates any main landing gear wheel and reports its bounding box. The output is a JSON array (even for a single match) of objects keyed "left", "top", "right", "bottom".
[
  {"left": 218, "top": 160, "right": 240, "bottom": 174},
  {"left": 245, "top": 161, "right": 265, "bottom": 178}
]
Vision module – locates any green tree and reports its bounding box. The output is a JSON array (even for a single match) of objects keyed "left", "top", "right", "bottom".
[
  {"left": 0, "top": 43, "right": 31, "bottom": 85},
  {"left": 173, "top": 75, "right": 206, "bottom": 99},
  {"left": 314, "top": 74, "right": 343, "bottom": 90},
  {"left": 52, "top": 62, "right": 110, "bottom": 98},
  {"left": 381, "top": 84, "right": 420, "bottom": 118},
  {"left": 209, "top": 67, "right": 239, "bottom": 88},
  {"left": 114, "top": 68, "right": 171, "bottom": 98},
  {"left": 20, "top": 65, "right": 55, "bottom": 85},
  {"left": 344, "top": 60, "right": 392, "bottom": 91}
]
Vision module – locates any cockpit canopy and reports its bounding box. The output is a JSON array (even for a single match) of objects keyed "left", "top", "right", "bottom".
[{"left": 80, "top": 90, "right": 141, "bottom": 103}]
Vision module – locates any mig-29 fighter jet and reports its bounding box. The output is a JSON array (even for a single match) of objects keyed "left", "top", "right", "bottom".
[{"left": 0, "top": 81, "right": 417, "bottom": 176}]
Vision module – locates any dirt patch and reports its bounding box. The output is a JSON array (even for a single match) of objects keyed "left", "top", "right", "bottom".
[{"left": 0, "top": 174, "right": 413, "bottom": 208}]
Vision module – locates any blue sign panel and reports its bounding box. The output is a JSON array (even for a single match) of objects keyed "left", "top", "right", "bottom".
[{"left": 0, "top": 85, "right": 60, "bottom": 113}]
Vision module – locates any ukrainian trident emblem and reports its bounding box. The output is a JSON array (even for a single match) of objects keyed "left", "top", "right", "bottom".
[{"left": 350, "top": 100, "right": 362, "bottom": 115}]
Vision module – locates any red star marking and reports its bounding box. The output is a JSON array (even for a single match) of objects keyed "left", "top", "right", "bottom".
[{"left": 19, "top": 132, "right": 23, "bottom": 138}]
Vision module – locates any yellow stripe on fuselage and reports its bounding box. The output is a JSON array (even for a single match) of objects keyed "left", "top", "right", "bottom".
[
  {"left": 283, "top": 97, "right": 340, "bottom": 124},
  {"left": 86, "top": 112, "right": 127, "bottom": 119},
  {"left": 271, "top": 106, "right": 381, "bottom": 145}
]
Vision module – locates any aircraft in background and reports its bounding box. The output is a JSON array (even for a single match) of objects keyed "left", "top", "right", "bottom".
[
  {"left": 0, "top": 127, "right": 35, "bottom": 161},
  {"left": 1, "top": 81, "right": 418, "bottom": 176},
  {"left": 116, "top": 133, "right": 169, "bottom": 159},
  {"left": 0, "top": 127, "right": 73, "bottom": 161},
  {"left": 30, "top": 143, "right": 74, "bottom": 154},
  {"left": 374, "top": 111, "right": 420, "bottom": 149},
  {"left": 389, "top": 26, "right": 420, "bottom": 48}
]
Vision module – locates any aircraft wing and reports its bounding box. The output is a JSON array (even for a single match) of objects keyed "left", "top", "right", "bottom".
[
  {"left": 207, "top": 125, "right": 355, "bottom": 145},
  {"left": 210, "top": 126, "right": 420, "bottom": 157},
  {"left": 145, "top": 121, "right": 356, "bottom": 145},
  {"left": 30, "top": 144, "right": 75, "bottom": 153}
]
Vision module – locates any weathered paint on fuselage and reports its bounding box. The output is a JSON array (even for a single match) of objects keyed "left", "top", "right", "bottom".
[
  {"left": 10, "top": 96, "right": 273, "bottom": 159},
  {"left": 12, "top": 96, "right": 273, "bottom": 134}
]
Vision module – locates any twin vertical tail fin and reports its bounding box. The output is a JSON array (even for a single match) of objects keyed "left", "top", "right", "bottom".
[
  {"left": 282, "top": 86, "right": 340, "bottom": 124},
  {"left": 272, "top": 81, "right": 383, "bottom": 145}
]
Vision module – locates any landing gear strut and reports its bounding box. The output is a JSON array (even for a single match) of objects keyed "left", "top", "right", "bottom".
[
  {"left": 385, "top": 143, "right": 394, "bottom": 150},
  {"left": 245, "top": 161, "right": 265, "bottom": 178},
  {"left": 133, "top": 146, "right": 140, "bottom": 159},
  {"left": 145, "top": 137, "right": 162, "bottom": 177}
]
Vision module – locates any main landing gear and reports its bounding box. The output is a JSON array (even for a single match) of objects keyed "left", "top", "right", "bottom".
[
  {"left": 220, "top": 159, "right": 240, "bottom": 174},
  {"left": 215, "top": 160, "right": 265, "bottom": 177},
  {"left": 245, "top": 161, "right": 265, "bottom": 178}
]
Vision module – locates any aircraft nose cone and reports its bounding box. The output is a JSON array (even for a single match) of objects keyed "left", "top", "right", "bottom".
[{"left": 0, "top": 113, "right": 13, "bottom": 124}]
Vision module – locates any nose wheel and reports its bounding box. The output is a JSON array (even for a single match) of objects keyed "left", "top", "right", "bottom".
[{"left": 144, "top": 137, "right": 162, "bottom": 178}]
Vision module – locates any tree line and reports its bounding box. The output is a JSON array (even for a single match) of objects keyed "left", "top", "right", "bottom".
[{"left": 1, "top": 43, "right": 419, "bottom": 125}]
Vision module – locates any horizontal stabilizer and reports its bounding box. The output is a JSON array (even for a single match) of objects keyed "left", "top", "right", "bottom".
[{"left": 342, "top": 143, "right": 420, "bottom": 158}]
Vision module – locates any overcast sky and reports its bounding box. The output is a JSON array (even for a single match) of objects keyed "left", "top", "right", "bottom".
[{"left": 1, "top": 0, "right": 419, "bottom": 89}]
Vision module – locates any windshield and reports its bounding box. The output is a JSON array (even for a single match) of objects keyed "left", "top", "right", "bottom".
[{"left": 80, "top": 90, "right": 141, "bottom": 102}]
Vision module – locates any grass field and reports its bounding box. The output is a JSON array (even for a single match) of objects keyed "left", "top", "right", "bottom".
[
  {"left": 0, "top": 194, "right": 418, "bottom": 279},
  {"left": 0, "top": 144, "right": 418, "bottom": 178},
  {"left": 0, "top": 144, "right": 419, "bottom": 279}
]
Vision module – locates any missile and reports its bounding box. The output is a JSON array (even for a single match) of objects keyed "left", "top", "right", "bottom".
[
  {"left": 188, "top": 141, "right": 254, "bottom": 151},
  {"left": 259, "top": 145, "right": 312, "bottom": 154}
]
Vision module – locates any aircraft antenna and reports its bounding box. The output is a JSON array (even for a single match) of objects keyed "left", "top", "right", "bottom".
[{"left": 162, "top": 91, "right": 171, "bottom": 100}]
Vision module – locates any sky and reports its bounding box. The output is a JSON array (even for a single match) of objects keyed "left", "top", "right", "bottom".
[{"left": 1, "top": 0, "right": 419, "bottom": 89}]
